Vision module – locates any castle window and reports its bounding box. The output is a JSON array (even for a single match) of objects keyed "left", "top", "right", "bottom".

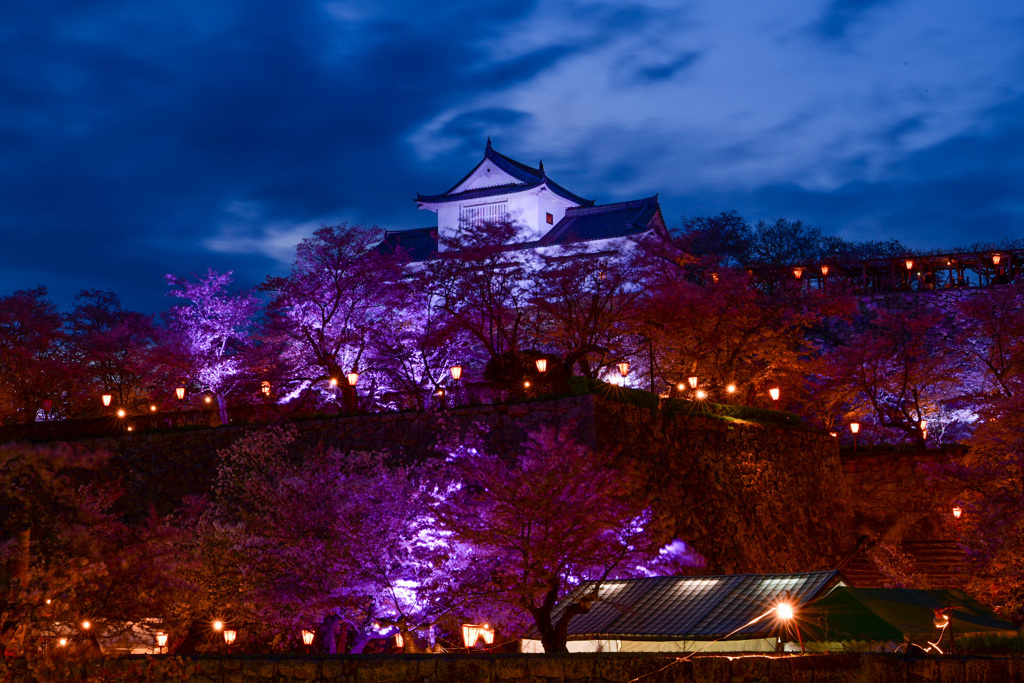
[
  {"left": 461, "top": 201, "right": 509, "bottom": 228},
  {"left": 546, "top": 212, "right": 554, "bottom": 224}
]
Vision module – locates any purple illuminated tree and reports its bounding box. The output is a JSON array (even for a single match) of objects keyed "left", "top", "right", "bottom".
[
  {"left": 164, "top": 269, "right": 261, "bottom": 424},
  {"left": 261, "top": 224, "right": 408, "bottom": 408},
  {"left": 435, "top": 427, "right": 672, "bottom": 653},
  {"left": 197, "top": 426, "right": 462, "bottom": 652}
]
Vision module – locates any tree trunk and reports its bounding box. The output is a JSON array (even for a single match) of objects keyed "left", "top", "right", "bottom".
[
  {"left": 216, "top": 393, "right": 229, "bottom": 425},
  {"left": 14, "top": 527, "right": 30, "bottom": 589}
]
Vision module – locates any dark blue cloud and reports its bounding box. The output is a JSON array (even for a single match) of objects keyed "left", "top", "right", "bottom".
[{"left": 816, "top": 0, "right": 894, "bottom": 40}]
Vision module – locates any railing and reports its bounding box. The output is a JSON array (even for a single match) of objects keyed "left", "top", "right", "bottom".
[{"left": 752, "top": 249, "right": 1018, "bottom": 294}]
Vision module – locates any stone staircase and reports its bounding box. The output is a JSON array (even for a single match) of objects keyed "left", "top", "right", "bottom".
[{"left": 840, "top": 539, "right": 969, "bottom": 589}]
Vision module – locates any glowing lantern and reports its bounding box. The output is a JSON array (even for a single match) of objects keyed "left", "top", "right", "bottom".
[
  {"left": 617, "top": 361, "right": 630, "bottom": 377},
  {"left": 223, "top": 629, "right": 237, "bottom": 645},
  {"left": 261, "top": 381, "right": 271, "bottom": 397},
  {"left": 793, "top": 267, "right": 804, "bottom": 280},
  {"left": 726, "top": 384, "right": 736, "bottom": 394},
  {"left": 102, "top": 393, "right": 112, "bottom": 407},
  {"left": 695, "top": 390, "right": 707, "bottom": 400},
  {"left": 776, "top": 603, "right": 794, "bottom": 620},
  {"left": 687, "top": 376, "right": 698, "bottom": 389},
  {"left": 461, "top": 623, "right": 495, "bottom": 648},
  {"left": 395, "top": 633, "right": 404, "bottom": 648},
  {"left": 711, "top": 272, "right": 719, "bottom": 283},
  {"left": 450, "top": 365, "right": 462, "bottom": 381},
  {"left": 849, "top": 422, "right": 860, "bottom": 434},
  {"left": 347, "top": 371, "right": 359, "bottom": 386},
  {"left": 993, "top": 254, "right": 1002, "bottom": 266},
  {"left": 830, "top": 431, "right": 838, "bottom": 438},
  {"left": 329, "top": 377, "right": 339, "bottom": 387},
  {"left": 769, "top": 387, "right": 780, "bottom": 401},
  {"left": 116, "top": 408, "right": 126, "bottom": 418},
  {"left": 821, "top": 265, "right": 830, "bottom": 276},
  {"left": 920, "top": 419, "right": 928, "bottom": 430},
  {"left": 905, "top": 259, "right": 914, "bottom": 270},
  {"left": 156, "top": 632, "right": 168, "bottom": 653},
  {"left": 952, "top": 506, "right": 963, "bottom": 519},
  {"left": 535, "top": 358, "right": 548, "bottom": 373},
  {"left": 301, "top": 630, "right": 314, "bottom": 646},
  {"left": 175, "top": 386, "right": 186, "bottom": 401}
]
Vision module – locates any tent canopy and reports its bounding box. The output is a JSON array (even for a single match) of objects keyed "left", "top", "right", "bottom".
[{"left": 800, "top": 587, "right": 1016, "bottom": 643}]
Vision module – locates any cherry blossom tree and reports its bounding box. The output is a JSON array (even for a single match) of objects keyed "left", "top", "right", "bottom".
[
  {"left": 261, "top": 224, "right": 408, "bottom": 409},
  {"left": 830, "top": 305, "right": 964, "bottom": 445},
  {"left": 0, "top": 288, "right": 66, "bottom": 423},
  {"left": 164, "top": 269, "right": 261, "bottom": 424},
  {"left": 66, "top": 289, "right": 165, "bottom": 415},
  {"left": 435, "top": 427, "right": 672, "bottom": 653},
  {"left": 195, "top": 426, "right": 462, "bottom": 652},
  {"left": 423, "top": 221, "right": 542, "bottom": 392}
]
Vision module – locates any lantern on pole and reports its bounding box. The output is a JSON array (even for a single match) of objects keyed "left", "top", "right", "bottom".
[
  {"left": 156, "top": 632, "right": 168, "bottom": 654},
  {"left": 793, "top": 267, "right": 804, "bottom": 280},
  {"left": 301, "top": 629, "right": 314, "bottom": 653},
  {"left": 223, "top": 629, "right": 237, "bottom": 653},
  {"left": 535, "top": 358, "right": 548, "bottom": 373},
  {"left": 850, "top": 422, "right": 860, "bottom": 453},
  {"left": 175, "top": 386, "right": 186, "bottom": 401},
  {"left": 347, "top": 371, "right": 359, "bottom": 386},
  {"left": 450, "top": 365, "right": 462, "bottom": 381},
  {"left": 102, "top": 393, "right": 113, "bottom": 407},
  {"left": 905, "top": 259, "right": 914, "bottom": 270},
  {"left": 395, "top": 633, "right": 404, "bottom": 649},
  {"left": 617, "top": 361, "right": 630, "bottom": 377},
  {"left": 993, "top": 254, "right": 1002, "bottom": 266},
  {"left": 821, "top": 265, "right": 830, "bottom": 276},
  {"left": 952, "top": 506, "right": 963, "bottom": 519},
  {"left": 687, "top": 376, "right": 698, "bottom": 390},
  {"left": 261, "top": 381, "right": 271, "bottom": 397},
  {"left": 769, "top": 387, "right": 780, "bottom": 401}
]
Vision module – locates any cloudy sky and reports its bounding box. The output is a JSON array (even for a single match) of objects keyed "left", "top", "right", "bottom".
[{"left": 3, "top": 0, "right": 1023, "bottom": 311}]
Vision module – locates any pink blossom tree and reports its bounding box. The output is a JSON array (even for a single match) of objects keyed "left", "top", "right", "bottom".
[
  {"left": 164, "top": 269, "right": 262, "bottom": 424},
  {"left": 435, "top": 427, "right": 673, "bottom": 653}
]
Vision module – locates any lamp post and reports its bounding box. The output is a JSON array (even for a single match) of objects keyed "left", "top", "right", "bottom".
[
  {"left": 101, "top": 393, "right": 112, "bottom": 407},
  {"left": 850, "top": 422, "right": 860, "bottom": 453},
  {"left": 156, "top": 632, "right": 168, "bottom": 654},
  {"left": 223, "top": 629, "right": 237, "bottom": 654},
  {"left": 617, "top": 361, "right": 629, "bottom": 378},
  {"left": 769, "top": 387, "right": 780, "bottom": 402},
  {"left": 346, "top": 367, "right": 359, "bottom": 413},
  {"left": 535, "top": 358, "right": 547, "bottom": 373},
  {"left": 687, "top": 376, "right": 698, "bottom": 390},
  {"left": 450, "top": 365, "right": 462, "bottom": 381},
  {"left": 952, "top": 505, "right": 963, "bottom": 519},
  {"left": 301, "top": 629, "right": 314, "bottom": 654}
]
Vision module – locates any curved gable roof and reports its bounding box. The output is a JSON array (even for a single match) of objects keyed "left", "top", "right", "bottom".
[{"left": 416, "top": 139, "right": 594, "bottom": 207}]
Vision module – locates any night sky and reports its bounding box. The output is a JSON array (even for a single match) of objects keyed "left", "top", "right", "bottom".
[{"left": 3, "top": 1, "right": 1023, "bottom": 312}]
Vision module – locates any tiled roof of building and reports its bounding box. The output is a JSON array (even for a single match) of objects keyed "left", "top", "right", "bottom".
[
  {"left": 545, "top": 571, "right": 841, "bottom": 641},
  {"left": 538, "top": 196, "right": 665, "bottom": 247},
  {"left": 379, "top": 226, "right": 437, "bottom": 262},
  {"left": 415, "top": 139, "right": 594, "bottom": 207}
]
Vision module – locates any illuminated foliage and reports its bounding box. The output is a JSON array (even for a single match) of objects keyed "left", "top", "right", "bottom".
[{"left": 435, "top": 427, "right": 672, "bottom": 653}]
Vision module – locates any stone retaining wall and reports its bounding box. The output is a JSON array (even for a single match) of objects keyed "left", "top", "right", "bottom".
[
  {"left": 841, "top": 448, "right": 961, "bottom": 541},
  {"left": 4, "top": 653, "right": 1023, "bottom": 683},
  {"left": 25, "top": 394, "right": 852, "bottom": 574}
]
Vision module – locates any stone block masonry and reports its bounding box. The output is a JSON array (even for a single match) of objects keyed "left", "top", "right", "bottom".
[
  {"left": 35, "top": 394, "right": 852, "bottom": 574},
  {"left": 3, "top": 653, "right": 1024, "bottom": 683}
]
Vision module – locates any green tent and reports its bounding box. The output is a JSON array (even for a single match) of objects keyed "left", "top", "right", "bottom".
[{"left": 799, "top": 587, "right": 1016, "bottom": 648}]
